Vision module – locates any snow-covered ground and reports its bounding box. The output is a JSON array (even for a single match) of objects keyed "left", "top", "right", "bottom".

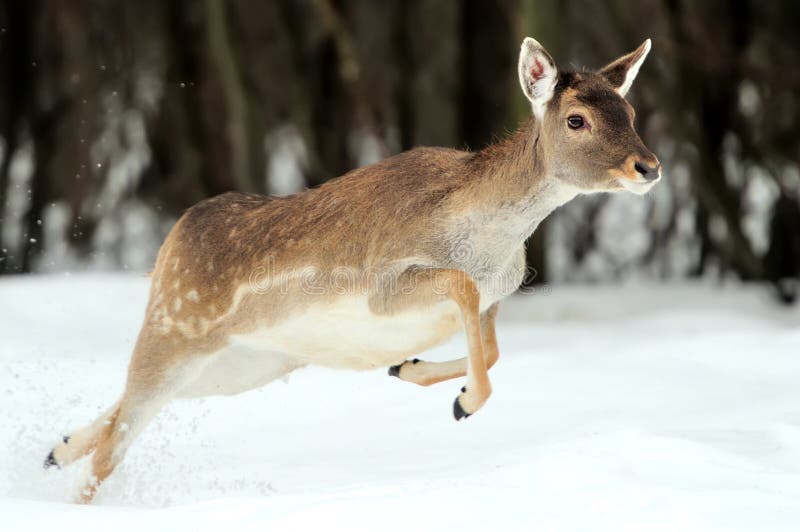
[{"left": 1, "top": 274, "right": 799, "bottom": 531}]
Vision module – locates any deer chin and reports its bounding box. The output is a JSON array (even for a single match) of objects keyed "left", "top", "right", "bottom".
[{"left": 617, "top": 176, "right": 658, "bottom": 195}]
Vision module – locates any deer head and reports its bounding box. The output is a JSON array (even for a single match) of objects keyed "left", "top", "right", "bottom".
[{"left": 518, "top": 37, "right": 661, "bottom": 195}]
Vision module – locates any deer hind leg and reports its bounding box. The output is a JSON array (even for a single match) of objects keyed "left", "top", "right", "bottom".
[
  {"left": 44, "top": 400, "right": 121, "bottom": 470},
  {"left": 388, "top": 303, "right": 500, "bottom": 387},
  {"left": 77, "top": 339, "right": 209, "bottom": 504},
  {"left": 373, "top": 268, "right": 491, "bottom": 420},
  {"left": 78, "top": 390, "right": 167, "bottom": 503}
]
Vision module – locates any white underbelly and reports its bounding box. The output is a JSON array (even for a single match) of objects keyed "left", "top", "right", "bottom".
[
  {"left": 179, "top": 345, "right": 302, "bottom": 398},
  {"left": 230, "top": 297, "right": 463, "bottom": 370}
]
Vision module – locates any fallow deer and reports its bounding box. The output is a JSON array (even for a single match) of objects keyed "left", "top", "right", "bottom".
[{"left": 45, "top": 37, "right": 661, "bottom": 503}]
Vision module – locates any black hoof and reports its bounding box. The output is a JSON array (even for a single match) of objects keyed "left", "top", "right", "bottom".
[
  {"left": 388, "top": 363, "right": 402, "bottom": 378},
  {"left": 44, "top": 449, "right": 59, "bottom": 469},
  {"left": 453, "top": 397, "right": 471, "bottom": 421},
  {"left": 63, "top": 435, "right": 70, "bottom": 444},
  {"left": 388, "top": 358, "right": 421, "bottom": 378}
]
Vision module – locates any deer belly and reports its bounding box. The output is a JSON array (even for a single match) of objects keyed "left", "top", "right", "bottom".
[
  {"left": 230, "top": 297, "right": 463, "bottom": 370},
  {"left": 180, "top": 346, "right": 302, "bottom": 398}
]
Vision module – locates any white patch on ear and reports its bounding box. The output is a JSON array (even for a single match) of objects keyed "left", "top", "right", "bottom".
[
  {"left": 518, "top": 37, "right": 558, "bottom": 120},
  {"left": 618, "top": 38, "right": 651, "bottom": 96},
  {"left": 601, "top": 39, "right": 652, "bottom": 97}
]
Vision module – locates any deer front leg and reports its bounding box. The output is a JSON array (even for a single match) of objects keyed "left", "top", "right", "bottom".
[
  {"left": 450, "top": 282, "right": 491, "bottom": 420},
  {"left": 372, "top": 268, "right": 491, "bottom": 420},
  {"left": 388, "top": 303, "right": 500, "bottom": 387}
]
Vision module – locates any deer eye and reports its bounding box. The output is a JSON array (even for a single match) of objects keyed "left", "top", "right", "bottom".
[{"left": 567, "top": 115, "right": 585, "bottom": 129}]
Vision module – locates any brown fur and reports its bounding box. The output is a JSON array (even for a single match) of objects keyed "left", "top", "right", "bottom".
[{"left": 46, "top": 37, "right": 661, "bottom": 503}]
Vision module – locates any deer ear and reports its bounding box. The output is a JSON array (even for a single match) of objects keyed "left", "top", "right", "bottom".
[
  {"left": 600, "top": 39, "right": 652, "bottom": 97},
  {"left": 518, "top": 37, "right": 558, "bottom": 120}
]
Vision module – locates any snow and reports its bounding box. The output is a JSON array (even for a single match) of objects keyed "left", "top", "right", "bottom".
[{"left": 1, "top": 274, "right": 799, "bottom": 531}]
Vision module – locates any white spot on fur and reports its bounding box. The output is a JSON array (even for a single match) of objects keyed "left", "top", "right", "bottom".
[
  {"left": 158, "top": 316, "right": 175, "bottom": 334},
  {"left": 173, "top": 298, "right": 182, "bottom": 312},
  {"left": 176, "top": 319, "right": 197, "bottom": 338},
  {"left": 186, "top": 290, "right": 200, "bottom": 302}
]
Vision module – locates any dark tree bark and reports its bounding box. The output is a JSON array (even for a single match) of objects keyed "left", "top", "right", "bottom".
[
  {"left": 460, "top": 0, "right": 519, "bottom": 150},
  {"left": 0, "top": 0, "right": 797, "bottom": 292},
  {"left": 0, "top": 0, "right": 36, "bottom": 272}
]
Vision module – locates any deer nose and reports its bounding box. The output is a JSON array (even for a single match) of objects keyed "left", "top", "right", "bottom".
[{"left": 634, "top": 160, "right": 661, "bottom": 182}]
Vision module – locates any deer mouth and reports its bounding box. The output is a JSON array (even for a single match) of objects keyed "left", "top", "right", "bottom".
[{"left": 617, "top": 175, "right": 659, "bottom": 195}]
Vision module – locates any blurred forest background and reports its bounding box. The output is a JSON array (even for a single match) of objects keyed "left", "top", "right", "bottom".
[{"left": 0, "top": 0, "right": 798, "bottom": 301}]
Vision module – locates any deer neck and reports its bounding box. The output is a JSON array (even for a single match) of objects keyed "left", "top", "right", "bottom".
[{"left": 458, "top": 118, "right": 579, "bottom": 246}]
